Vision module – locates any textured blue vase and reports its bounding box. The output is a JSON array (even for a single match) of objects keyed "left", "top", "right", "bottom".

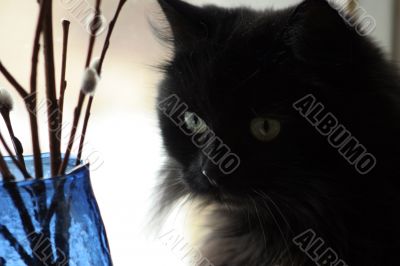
[{"left": 0, "top": 154, "right": 112, "bottom": 266}]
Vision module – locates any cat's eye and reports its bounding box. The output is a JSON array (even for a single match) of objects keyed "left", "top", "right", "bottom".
[
  {"left": 184, "top": 112, "right": 208, "bottom": 133},
  {"left": 250, "top": 117, "right": 281, "bottom": 142}
]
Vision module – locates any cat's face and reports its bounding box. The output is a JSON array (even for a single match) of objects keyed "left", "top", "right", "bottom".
[{"left": 157, "top": 0, "right": 396, "bottom": 200}]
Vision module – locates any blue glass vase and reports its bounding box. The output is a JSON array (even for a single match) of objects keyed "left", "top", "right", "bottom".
[{"left": 0, "top": 154, "right": 112, "bottom": 266}]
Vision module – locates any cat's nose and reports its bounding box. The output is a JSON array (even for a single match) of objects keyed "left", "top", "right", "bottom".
[{"left": 200, "top": 156, "right": 221, "bottom": 187}]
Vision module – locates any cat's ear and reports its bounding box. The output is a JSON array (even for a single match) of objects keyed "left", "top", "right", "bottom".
[
  {"left": 157, "top": 0, "right": 211, "bottom": 47},
  {"left": 284, "top": 0, "right": 355, "bottom": 65}
]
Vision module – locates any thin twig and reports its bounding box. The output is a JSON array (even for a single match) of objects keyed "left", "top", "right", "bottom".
[
  {"left": 42, "top": 0, "right": 61, "bottom": 177},
  {"left": 76, "top": 0, "right": 127, "bottom": 165},
  {"left": 61, "top": 0, "right": 102, "bottom": 172},
  {"left": 0, "top": 132, "right": 32, "bottom": 180},
  {"left": 75, "top": 0, "right": 102, "bottom": 165},
  {"left": 0, "top": 152, "right": 15, "bottom": 183},
  {"left": 85, "top": 0, "right": 102, "bottom": 68},
  {"left": 2, "top": 186, "right": 35, "bottom": 236},
  {"left": 76, "top": 97, "right": 93, "bottom": 165},
  {"left": 32, "top": 4, "right": 56, "bottom": 263},
  {"left": 28, "top": 5, "right": 50, "bottom": 254},
  {"left": 0, "top": 152, "right": 38, "bottom": 258},
  {"left": 0, "top": 225, "right": 34, "bottom": 266},
  {"left": 0, "top": 62, "right": 29, "bottom": 99},
  {"left": 58, "top": 20, "right": 70, "bottom": 137},
  {"left": 55, "top": 1, "right": 101, "bottom": 261},
  {"left": 55, "top": 19, "right": 74, "bottom": 265},
  {"left": 98, "top": 0, "right": 127, "bottom": 75},
  {"left": 55, "top": 2, "right": 102, "bottom": 260},
  {"left": 58, "top": 93, "right": 85, "bottom": 176},
  {"left": 28, "top": 0, "right": 45, "bottom": 180},
  {"left": 54, "top": 18, "right": 74, "bottom": 266},
  {"left": 0, "top": 111, "right": 27, "bottom": 172},
  {"left": 46, "top": 0, "right": 128, "bottom": 226}
]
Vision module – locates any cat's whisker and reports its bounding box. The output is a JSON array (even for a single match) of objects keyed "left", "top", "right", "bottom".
[
  {"left": 253, "top": 189, "right": 295, "bottom": 266},
  {"left": 163, "top": 178, "right": 184, "bottom": 187},
  {"left": 172, "top": 194, "right": 194, "bottom": 226},
  {"left": 249, "top": 197, "right": 268, "bottom": 250},
  {"left": 254, "top": 190, "right": 292, "bottom": 231},
  {"left": 245, "top": 201, "right": 253, "bottom": 233},
  {"left": 182, "top": 196, "right": 198, "bottom": 230},
  {"left": 152, "top": 182, "right": 181, "bottom": 192}
]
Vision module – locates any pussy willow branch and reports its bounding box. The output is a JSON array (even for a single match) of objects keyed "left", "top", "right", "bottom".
[
  {"left": 86, "top": 0, "right": 102, "bottom": 68},
  {"left": 97, "top": 0, "right": 127, "bottom": 75},
  {"left": 30, "top": 3, "right": 56, "bottom": 263},
  {"left": 58, "top": 20, "right": 70, "bottom": 147},
  {"left": 0, "top": 62, "right": 29, "bottom": 99},
  {"left": 54, "top": 17, "right": 74, "bottom": 266},
  {"left": 29, "top": 0, "right": 50, "bottom": 240},
  {"left": 28, "top": 0, "right": 45, "bottom": 180},
  {"left": 0, "top": 63, "right": 42, "bottom": 178},
  {"left": 1, "top": 112, "right": 26, "bottom": 172},
  {"left": 46, "top": 0, "right": 128, "bottom": 226},
  {"left": 0, "top": 153, "right": 39, "bottom": 260},
  {"left": 76, "top": 0, "right": 127, "bottom": 165},
  {"left": 75, "top": 0, "right": 103, "bottom": 167},
  {"left": 0, "top": 152, "right": 15, "bottom": 183},
  {"left": 54, "top": 21, "right": 71, "bottom": 260},
  {"left": 42, "top": 0, "right": 61, "bottom": 177},
  {"left": 76, "top": 98, "right": 92, "bottom": 165},
  {"left": 0, "top": 225, "right": 34, "bottom": 266},
  {"left": 58, "top": 94, "right": 85, "bottom": 175},
  {"left": 55, "top": 1, "right": 101, "bottom": 262},
  {"left": 0, "top": 21, "right": 48, "bottom": 257},
  {"left": 0, "top": 132, "right": 32, "bottom": 180},
  {"left": 60, "top": 0, "right": 102, "bottom": 174}
]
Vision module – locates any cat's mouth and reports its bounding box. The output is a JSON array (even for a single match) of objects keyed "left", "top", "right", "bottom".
[
  {"left": 177, "top": 166, "right": 261, "bottom": 210},
  {"left": 182, "top": 169, "right": 220, "bottom": 195},
  {"left": 181, "top": 168, "right": 247, "bottom": 203}
]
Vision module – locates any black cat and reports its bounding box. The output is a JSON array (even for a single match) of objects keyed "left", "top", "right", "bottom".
[{"left": 155, "top": 0, "right": 400, "bottom": 265}]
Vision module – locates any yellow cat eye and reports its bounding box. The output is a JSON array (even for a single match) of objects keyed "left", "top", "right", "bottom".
[{"left": 250, "top": 117, "right": 281, "bottom": 142}]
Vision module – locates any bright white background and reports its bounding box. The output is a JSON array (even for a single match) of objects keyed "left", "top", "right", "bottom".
[{"left": 0, "top": 0, "right": 397, "bottom": 265}]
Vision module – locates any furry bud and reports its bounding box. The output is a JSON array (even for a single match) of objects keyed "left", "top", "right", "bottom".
[
  {"left": 0, "top": 87, "right": 14, "bottom": 112},
  {"left": 90, "top": 58, "right": 101, "bottom": 75},
  {"left": 81, "top": 68, "right": 99, "bottom": 95}
]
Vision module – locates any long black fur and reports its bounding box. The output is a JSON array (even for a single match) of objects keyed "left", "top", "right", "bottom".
[{"left": 154, "top": 0, "right": 400, "bottom": 265}]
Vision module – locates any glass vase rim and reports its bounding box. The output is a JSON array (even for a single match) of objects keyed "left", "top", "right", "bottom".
[{"left": 0, "top": 152, "right": 89, "bottom": 186}]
